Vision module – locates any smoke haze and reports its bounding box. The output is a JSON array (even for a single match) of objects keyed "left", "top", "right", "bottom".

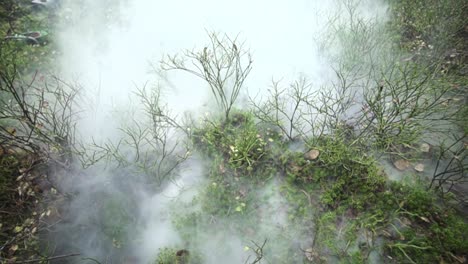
[{"left": 49, "top": 0, "right": 390, "bottom": 263}]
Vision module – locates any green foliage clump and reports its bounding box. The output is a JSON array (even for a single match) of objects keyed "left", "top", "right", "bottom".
[
  {"left": 155, "top": 247, "right": 178, "bottom": 264},
  {"left": 193, "top": 111, "right": 272, "bottom": 175},
  {"left": 155, "top": 247, "right": 203, "bottom": 264}
]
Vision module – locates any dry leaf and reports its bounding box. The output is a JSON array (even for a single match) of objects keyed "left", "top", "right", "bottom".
[
  {"left": 420, "top": 143, "right": 430, "bottom": 153},
  {"left": 419, "top": 216, "right": 430, "bottom": 223},
  {"left": 290, "top": 163, "right": 302, "bottom": 172},
  {"left": 414, "top": 163, "right": 425, "bottom": 172},
  {"left": 382, "top": 230, "right": 392, "bottom": 237},
  {"left": 304, "top": 149, "right": 320, "bottom": 160},
  {"left": 449, "top": 252, "right": 466, "bottom": 263},
  {"left": 394, "top": 159, "right": 410, "bottom": 171},
  {"left": 16, "top": 174, "right": 24, "bottom": 181},
  {"left": 9, "top": 245, "right": 18, "bottom": 253},
  {"left": 6, "top": 127, "right": 16, "bottom": 136},
  {"left": 304, "top": 248, "right": 319, "bottom": 262},
  {"left": 400, "top": 217, "right": 411, "bottom": 226}
]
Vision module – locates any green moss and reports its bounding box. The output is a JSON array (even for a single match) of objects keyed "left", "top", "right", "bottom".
[{"left": 296, "top": 136, "right": 386, "bottom": 210}]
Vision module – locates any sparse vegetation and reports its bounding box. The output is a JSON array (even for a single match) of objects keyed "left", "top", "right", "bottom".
[{"left": 0, "top": 0, "right": 466, "bottom": 263}]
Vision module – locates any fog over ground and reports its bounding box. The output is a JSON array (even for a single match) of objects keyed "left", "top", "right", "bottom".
[{"left": 51, "top": 0, "right": 390, "bottom": 263}]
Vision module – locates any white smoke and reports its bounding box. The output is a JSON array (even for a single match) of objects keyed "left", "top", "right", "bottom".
[{"left": 49, "top": 0, "right": 390, "bottom": 263}]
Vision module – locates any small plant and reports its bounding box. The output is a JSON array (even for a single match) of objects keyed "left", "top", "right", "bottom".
[
  {"left": 194, "top": 111, "right": 270, "bottom": 174},
  {"left": 227, "top": 120, "right": 267, "bottom": 171}
]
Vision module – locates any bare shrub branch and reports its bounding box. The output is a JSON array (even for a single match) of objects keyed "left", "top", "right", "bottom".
[
  {"left": 78, "top": 84, "right": 190, "bottom": 185},
  {"left": 0, "top": 48, "right": 79, "bottom": 166},
  {"left": 161, "top": 32, "right": 252, "bottom": 121}
]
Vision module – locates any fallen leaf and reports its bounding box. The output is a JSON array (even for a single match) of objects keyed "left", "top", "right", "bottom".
[
  {"left": 9, "top": 245, "right": 18, "bottom": 253},
  {"left": 394, "top": 159, "right": 410, "bottom": 171},
  {"left": 420, "top": 143, "right": 430, "bottom": 153},
  {"left": 304, "top": 149, "right": 320, "bottom": 160},
  {"left": 400, "top": 217, "right": 411, "bottom": 226},
  {"left": 450, "top": 253, "right": 466, "bottom": 263},
  {"left": 304, "top": 248, "right": 319, "bottom": 262},
  {"left": 112, "top": 238, "right": 121, "bottom": 248},
  {"left": 419, "top": 216, "right": 430, "bottom": 223},
  {"left": 414, "top": 164, "right": 425, "bottom": 172},
  {"left": 6, "top": 127, "right": 16, "bottom": 136},
  {"left": 382, "top": 230, "right": 392, "bottom": 237}
]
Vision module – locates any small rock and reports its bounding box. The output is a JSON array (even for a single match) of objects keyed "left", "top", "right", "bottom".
[
  {"left": 394, "top": 159, "right": 410, "bottom": 171},
  {"left": 414, "top": 163, "right": 424, "bottom": 172},
  {"left": 420, "top": 143, "right": 430, "bottom": 153},
  {"left": 304, "top": 149, "right": 320, "bottom": 160}
]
